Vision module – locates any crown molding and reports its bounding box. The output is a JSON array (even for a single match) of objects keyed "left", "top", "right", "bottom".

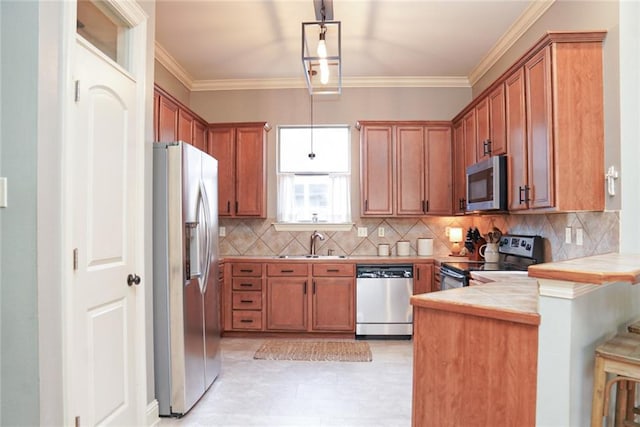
[
  {"left": 468, "top": 0, "right": 556, "bottom": 86},
  {"left": 190, "top": 75, "right": 470, "bottom": 91},
  {"left": 154, "top": 41, "right": 194, "bottom": 90},
  {"left": 343, "top": 76, "right": 470, "bottom": 88}
]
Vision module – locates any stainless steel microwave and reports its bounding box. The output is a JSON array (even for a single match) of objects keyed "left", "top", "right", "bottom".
[{"left": 466, "top": 155, "right": 507, "bottom": 211}]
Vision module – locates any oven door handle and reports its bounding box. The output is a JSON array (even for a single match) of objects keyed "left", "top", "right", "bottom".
[{"left": 441, "top": 268, "right": 467, "bottom": 280}]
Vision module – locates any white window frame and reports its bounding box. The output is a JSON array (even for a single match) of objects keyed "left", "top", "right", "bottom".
[{"left": 275, "top": 125, "right": 352, "bottom": 231}]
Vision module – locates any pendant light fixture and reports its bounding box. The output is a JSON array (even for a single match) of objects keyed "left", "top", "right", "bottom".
[{"left": 302, "top": 0, "right": 341, "bottom": 95}]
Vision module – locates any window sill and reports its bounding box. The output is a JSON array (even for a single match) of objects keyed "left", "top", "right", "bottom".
[{"left": 272, "top": 223, "right": 354, "bottom": 232}]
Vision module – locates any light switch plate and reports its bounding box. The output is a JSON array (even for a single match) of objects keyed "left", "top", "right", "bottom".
[
  {"left": 357, "top": 227, "right": 368, "bottom": 237},
  {"left": 378, "top": 227, "right": 385, "bottom": 237},
  {"left": 0, "top": 177, "right": 6, "bottom": 208},
  {"left": 219, "top": 226, "right": 226, "bottom": 237},
  {"left": 565, "top": 227, "right": 572, "bottom": 244},
  {"left": 576, "top": 228, "right": 583, "bottom": 246}
]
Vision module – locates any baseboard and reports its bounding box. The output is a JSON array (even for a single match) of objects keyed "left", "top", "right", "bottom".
[{"left": 146, "top": 400, "right": 160, "bottom": 427}]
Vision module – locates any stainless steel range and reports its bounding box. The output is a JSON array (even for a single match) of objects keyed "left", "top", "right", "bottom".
[{"left": 440, "top": 234, "right": 544, "bottom": 290}]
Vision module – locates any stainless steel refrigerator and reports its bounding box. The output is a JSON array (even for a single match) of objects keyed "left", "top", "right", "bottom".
[{"left": 153, "top": 141, "right": 221, "bottom": 416}]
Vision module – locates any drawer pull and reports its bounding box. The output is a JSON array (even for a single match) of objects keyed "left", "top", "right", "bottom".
[
  {"left": 327, "top": 269, "right": 339, "bottom": 273},
  {"left": 239, "top": 283, "right": 253, "bottom": 287},
  {"left": 240, "top": 269, "right": 254, "bottom": 273},
  {"left": 240, "top": 299, "right": 254, "bottom": 303},
  {"left": 240, "top": 319, "right": 253, "bottom": 323},
  {"left": 281, "top": 269, "right": 294, "bottom": 273}
]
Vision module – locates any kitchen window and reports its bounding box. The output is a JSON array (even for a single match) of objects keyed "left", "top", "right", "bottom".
[{"left": 277, "top": 126, "right": 351, "bottom": 225}]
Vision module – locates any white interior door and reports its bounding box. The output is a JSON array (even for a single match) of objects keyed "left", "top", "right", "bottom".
[{"left": 70, "top": 38, "right": 140, "bottom": 426}]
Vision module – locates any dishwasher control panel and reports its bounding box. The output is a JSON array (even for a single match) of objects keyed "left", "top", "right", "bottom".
[{"left": 356, "top": 264, "right": 413, "bottom": 279}]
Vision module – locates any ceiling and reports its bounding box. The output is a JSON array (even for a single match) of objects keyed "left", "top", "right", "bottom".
[{"left": 155, "top": 0, "right": 554, "bottom": 92}]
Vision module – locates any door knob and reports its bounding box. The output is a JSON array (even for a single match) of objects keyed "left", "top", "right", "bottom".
[{"left": 127, "top": 274, "right": 141, "bottom": 286}]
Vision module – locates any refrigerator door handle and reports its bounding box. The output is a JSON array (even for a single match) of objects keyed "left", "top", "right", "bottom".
[{"left": 198, "top": 181, "right": 213, "bottom": 294}]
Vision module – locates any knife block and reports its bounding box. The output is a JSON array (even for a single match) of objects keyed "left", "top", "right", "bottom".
[{"left": 468, "top": 238, "right": 486, "bottom": 261}]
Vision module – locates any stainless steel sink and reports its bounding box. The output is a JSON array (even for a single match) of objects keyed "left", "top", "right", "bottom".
[{"left": 274, "top": 254, "right": 347, "bottom": 259}]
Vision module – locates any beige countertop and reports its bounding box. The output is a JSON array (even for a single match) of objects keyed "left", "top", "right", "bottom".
[
  {"left": 528, "top": 253, "right": 640, "bottom": 285},
  {"left": 221, "top": 255, "right": 442, "bottom": 264},
  {"left": 411, "top": 277, "right": 540, "bottom": 326}
]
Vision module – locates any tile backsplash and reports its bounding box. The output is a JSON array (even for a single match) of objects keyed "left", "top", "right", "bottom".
[{"left": 219, "top": 211, "right": 619, "bottom": 262}]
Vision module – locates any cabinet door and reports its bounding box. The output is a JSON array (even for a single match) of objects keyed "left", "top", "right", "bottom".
[
  {"left": 193, "top": 119, "right": 207, "bottom": 152},
  {"left": 177, "top": 109, "right": 194, "bottom": 144},
  {"left": 413, "top": 263, "right": 433, "bottom": 294},
  {"left": 488, "top": 84, "right": 506, "bottom": 156},
  {"left": 424, "top": 126, "right": 452, "bottom": 215},
  {"left": 452, "top": 120, "right": 466, "bottom": 214},
  {"left": 266, "top": 278, "right": 308, "bottom": 331},
  {"left": 312, "top": 277, "right": 355, "bottom": 331},
  {"left": 235, "top": 126, "right": 266, "bottom": 217},
  {"left": 208, "top": 127, "right": 236, "bottom": 216},
  {"left": 475, "top": 98, "right": 490, "bottom": 161},
  {"left": 525, "top": 47, "right": 554, "bottom": 209},
  {"left": 396, "top": 126, "right": 425, "bottom": 215},
  {"left": 505, "top": 68, "right": 528, "bottom": 211},
  {"left": 462, "top": 110, "right": 477, "bottom": 170},
  {"left": 361, "top": 125, "right": 394, "bottom": 215},
  {"left": 157, "top": 95, "right": 178, "bottom": 142}
]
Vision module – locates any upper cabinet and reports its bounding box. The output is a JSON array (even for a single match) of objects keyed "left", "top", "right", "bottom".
[
  {"left": 360, "top": 124, "right": 394, "bottom": 216},
  {"left": 208, "top": 123, "right": 268, "bottom": 218},
  {"left": 508, "top": 32, "right": 606, "bottom": 212},
  {"left": 475, "top": 86, "right": 506, "bottom": 161},
  {"left": 452, "top": 31, "right": 606, "bottom": 214},
  {"left": 154, "top": 85, "right": 208, "bottom": 150},
  {"left": 360, "top": 121, "right": 452, "bottom": 217}
]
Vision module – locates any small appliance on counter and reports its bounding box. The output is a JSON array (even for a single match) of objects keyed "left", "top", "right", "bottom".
[{"left": 440, "top": 234, "right": 544, "bottom": 290}]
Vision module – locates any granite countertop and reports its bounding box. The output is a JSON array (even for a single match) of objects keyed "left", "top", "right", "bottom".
[
  {"left": 410, "top": 278, "right": 540, "bottom": 326},
  {"left": 528, "top": 253, "right": 640, "bottom": 285}
]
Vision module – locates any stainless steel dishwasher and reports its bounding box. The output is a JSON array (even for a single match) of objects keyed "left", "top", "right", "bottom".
[{"left": 356, "top": 264, "right": 413, "bottom": 338}]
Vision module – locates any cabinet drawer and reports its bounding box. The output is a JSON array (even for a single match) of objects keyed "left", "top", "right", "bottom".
[
  {"left": 232, "top": 292, "right": 262, "bottom": 310},
  {"left": 267, "top": 263, "right": 308, "bottom": 276},
  {"left": 232, "top": 311, "right": 262, "bottom": 330},
  {"left": 312, "top": 263, "right": 354, "bottom": 277},
  {"left": 232, "top": 263, "right": 262, "bottom": 277},
  {"left": 232, "top": 277, "right": 262, "bottom": 291}
]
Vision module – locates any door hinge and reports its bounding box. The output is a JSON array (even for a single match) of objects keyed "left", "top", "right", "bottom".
[
  {"left": 75, "top": 416, "right": 80, "bottom": 427},
  {"left": 74, "top": 80, "right": 80, "bottom": 102},
  {"left": 73, "top": 248, "right": 78, "bottom": 271}
]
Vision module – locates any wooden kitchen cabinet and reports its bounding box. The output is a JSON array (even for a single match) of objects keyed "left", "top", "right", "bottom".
[
  {"left": 224, "top": 262, "right": 264, "bottom": 331},
  {"left": 208, "top": 123, "right": 268, "bottom": 218},
  {"left": 154, "top": 85, "right": 209, "bottom": 151},
  {"left": 413, "top": 263, "right": 433, "bottom": 295},
  {"left": 452, "top": 120, "right": 467, "bottom": 214},
  {"left": 507, "top": 32, "right": 605, "bottom": 212},
  {"left": 360, "top": 124, "right": 394, "bottom": 216},
  {"left": 266, "top": 263, "right": 309, "bottom": 331},
  {"left": 311, "top": 264, "right": 355, "bottom": 332},
  {"left": 396, "top": 124, "right": 452, "bottom": 215},
  {"left": 475, "top": 85, "right": 506, "bottom": 161},
  {"left": 156, "top": 91, "right": 179, "bottom": 142},
  {"left": 360, "top": 121, "right": 452, "bottom": 217}
]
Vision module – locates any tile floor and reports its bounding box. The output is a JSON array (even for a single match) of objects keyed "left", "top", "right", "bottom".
[{"left": 159, "top": 338, "right": 413, "bottom": 427}]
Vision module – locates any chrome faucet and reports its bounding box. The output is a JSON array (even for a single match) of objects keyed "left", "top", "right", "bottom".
[{"left": 310, "top": 231, "right": 325, "bottom": 255}]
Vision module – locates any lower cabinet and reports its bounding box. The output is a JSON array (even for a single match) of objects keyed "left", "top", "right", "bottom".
[
  {"left": 312, "top": 264, "right": 355, "bottom": 332},
  {"left": 267, "top": 277, "right": 309, "bottom": 330},
  {"left": 225, "top": 262, "right": 264, "bottom": 331},
  {"left": 413, "top": 263, "right": 434, "bottom": 295}
]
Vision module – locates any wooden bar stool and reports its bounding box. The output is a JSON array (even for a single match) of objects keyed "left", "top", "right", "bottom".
[
  {"left": 591, "top": 332, "right": 640, "bottom": 427},
  {"left": 625, "top": 322, "right": 640, "bottom": 423}
]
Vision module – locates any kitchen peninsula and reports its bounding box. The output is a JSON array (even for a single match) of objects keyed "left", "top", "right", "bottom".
[{"left": 411, "top": 253, "right": 640, "bottom": 427}]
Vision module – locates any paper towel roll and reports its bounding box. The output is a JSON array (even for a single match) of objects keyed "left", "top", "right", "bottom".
[{"left": 417, "top": 238, "right": 433, "bottom": 256}]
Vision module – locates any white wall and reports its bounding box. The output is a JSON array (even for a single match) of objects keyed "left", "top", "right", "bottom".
[
  {"left": 619, "top": 0, "right": 640, "bottom": 252},
  {"left": 0, "top": 1, "right": 40, "bottom": 425}
]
